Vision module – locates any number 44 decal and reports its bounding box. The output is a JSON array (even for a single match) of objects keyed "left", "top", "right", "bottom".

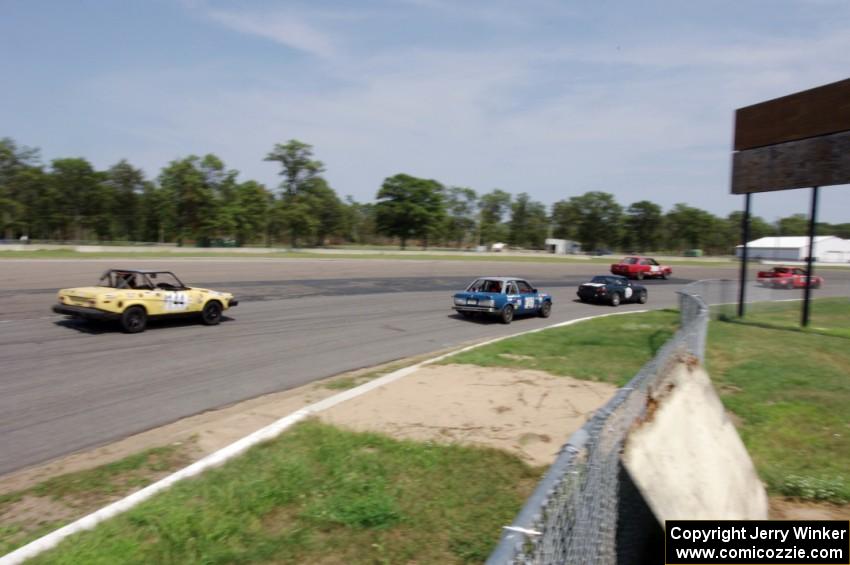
[
  {"left": 523, "top": 297, "right": 536, "bottom": 309},
  {"left": 164, "top": 292, "right": 189, "bottom": 311}
]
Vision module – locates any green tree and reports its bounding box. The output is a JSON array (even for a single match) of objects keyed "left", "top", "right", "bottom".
[
  {"left": 139, "top": 181, "right": 170, "bottom": 242},
  {"left": 550, "top": 199, "right": 580, "bottom": 241},
  {"left": 663, "top": 203, "right": 717, "bottom": 250},
  {"left": 103, "top": 160, "right": 146, "bottom": 241},
  {"left": 341, "top": 197, "right": 376, "bottom": 244},
  {"left": 777, "top": 213, "right": 809, "bottom": 236},
  {"left": 444, "top": 186, "right": 478, "bottom": 247},
  {"left": 478, "top": 189, "right": 511, "bottom": 245},
  {"left": 265, "top": 140, "right": 325, "bottom": 247},
  {"left": 823, "top": 222, "right": 850, "bottom": 239},
  {"left": 303, "top": 177, "right": 345, "bottom": 245},
  {"left": 49, "top": 158, "right": 102, "bottom": 240},
  {"left": 232, "top": 181, "right": 271, "bottom": 246},
  {"left": 569, "top": 191, "right": 622, "bottom": 251},
  {"left": 0, "top": 138, "right": 43, "bottom": 238},
  {"left": 508, "top": 192, "right": 548, "bottom": 249},
  {"left": 726, "top": 211, "right": 775, "bottom": 247},
  {"left": 158, "top": 156, "right": 217, "bottom": 246},
  {"left": 374, "top": 174, "right": 445, "bottom": 250},
  {"left": 623, "top": 200, "right": 662, "bottom": 252}
]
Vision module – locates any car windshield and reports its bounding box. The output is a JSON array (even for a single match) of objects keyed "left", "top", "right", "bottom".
[
  {"left": 150, "top": 272, "right": 186, "bottom": 290},
  {"left": 98, "top": 271, "right": 185, "bottom": 290},
  {"left": 590, "top": 276, "right": 612, "bottom": 284},
  {"left": 622, "top": 257, "right": 639, "bottom": 264},
  {"left": 466, "top": 279, "right": 503, "bottom": 293}
]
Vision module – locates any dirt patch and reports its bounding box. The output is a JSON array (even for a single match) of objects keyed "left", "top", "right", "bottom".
[
  {"left": 319, "top": 364, "right": 616, "bottom": 467},
  {"left": 769, "top": 497, "right": 850, "bottom": 520},
  {"left": 0, "top": 495, "right": 77, "bottom": 528}
]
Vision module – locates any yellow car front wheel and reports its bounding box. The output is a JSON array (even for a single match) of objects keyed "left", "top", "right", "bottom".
[{"left": 201, "top": 301, "right": 223, "bottom": 325}]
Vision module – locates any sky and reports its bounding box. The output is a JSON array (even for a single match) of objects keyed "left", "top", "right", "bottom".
[{"left": 2, "top": 0, "right": 849, "bottom": 223}]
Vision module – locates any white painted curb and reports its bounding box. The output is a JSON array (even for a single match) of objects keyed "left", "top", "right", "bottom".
[{"left": 0, "top": 308, "right": 647, "bottom": 564}]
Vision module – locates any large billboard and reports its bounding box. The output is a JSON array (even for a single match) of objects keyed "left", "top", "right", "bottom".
[{"left": 731, "top": 78, "right": 850, "bottom": 194}]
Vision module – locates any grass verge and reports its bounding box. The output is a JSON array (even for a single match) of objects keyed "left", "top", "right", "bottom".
[
  {"left": 0, "top": 442, "right": 196, "bottom": 556},
  {"left": 722, "top": 297, "right": 850, "bottom": 339},
  {"left": 706, "top": 302, "right": 850, "bottom": 502},
  {"left": 26, "top": 420, "right": 540, "bottom": 564},
  {"left": 442, "top": 310, "right": 680, "bottom": 386},
  {"left": 0, "top": 248, "right": 739, "bottom": 267}
]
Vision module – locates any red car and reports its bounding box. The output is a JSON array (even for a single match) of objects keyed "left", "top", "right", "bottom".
[
  {"left": 610, "top": 256, "right": 672, "bottom": 280},
  {"left": 757, "top": 266, "right": 823, "bottom": 289}
]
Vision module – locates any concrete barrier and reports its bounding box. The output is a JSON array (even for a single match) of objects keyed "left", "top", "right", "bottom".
[{"left": 622, "top": 359, "right": 768, "bottom": 521}]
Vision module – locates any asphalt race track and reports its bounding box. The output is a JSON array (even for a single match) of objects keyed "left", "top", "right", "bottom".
[{"left": 1, "top": 258, "right": 847, "bottom": 476}]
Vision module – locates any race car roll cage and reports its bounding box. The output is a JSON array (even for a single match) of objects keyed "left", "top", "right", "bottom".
[{"left": 98, "top": 269, "right": 189, "bottom": 291}]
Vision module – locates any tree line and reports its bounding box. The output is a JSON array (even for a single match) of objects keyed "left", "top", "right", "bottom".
[{"left": 2, "top": 137, "right": 848, "bottom": 253}]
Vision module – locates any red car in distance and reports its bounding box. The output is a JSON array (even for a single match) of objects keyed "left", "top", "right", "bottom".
[
  {"left": 610, "top": 256, "right": 672, "bottom": 280},
  {"left": 757, "top": 266, "right": 823, "bottom": 289}
]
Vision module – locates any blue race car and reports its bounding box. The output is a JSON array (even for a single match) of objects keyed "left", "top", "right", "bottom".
[
  {"left": 452, "top": 277, "right": 553, "bottom": 324},
  {"left": 576, "top": 275, "right": 647, "bottom": 306}
]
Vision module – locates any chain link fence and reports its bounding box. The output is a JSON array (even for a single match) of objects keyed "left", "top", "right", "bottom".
[{"left": 486, "top": 283, "right": 710, "bottom": 565}]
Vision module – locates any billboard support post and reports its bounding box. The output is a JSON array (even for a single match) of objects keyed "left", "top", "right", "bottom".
[
  {"left": 732, "top": 78, "right": 848, "bottom": 327},
  {"left": 737, "top": 193, "right": 751, "bottom": 318},
  {"left": 801, "top": 186, "right": 819, "bottom": 327}
]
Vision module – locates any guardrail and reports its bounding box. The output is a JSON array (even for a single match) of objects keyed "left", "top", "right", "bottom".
[{"left": 486, "top": 282, "right": 710, "bottom": 564}]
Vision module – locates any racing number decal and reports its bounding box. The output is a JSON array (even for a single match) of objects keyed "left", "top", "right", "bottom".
[
  {"left": 650, "top": 265, "right": 660, "bottom": 272},
  {"left": 624, "top": 287, "right": 633, "bottom": 299},
  {"left": 523, "top": 297, "right": 535, "bottom": 309},
  {"left": 165, "top": 292, "right": 189, "bottom": 311}
]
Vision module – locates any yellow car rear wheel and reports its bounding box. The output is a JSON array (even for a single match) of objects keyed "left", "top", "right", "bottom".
[{"left": 121, "top": 306, "right": 147, "bottom": 333}]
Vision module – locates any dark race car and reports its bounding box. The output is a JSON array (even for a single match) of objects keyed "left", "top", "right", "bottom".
[{"left": 577, "top": 275, "right": 647, "bottom": 307}]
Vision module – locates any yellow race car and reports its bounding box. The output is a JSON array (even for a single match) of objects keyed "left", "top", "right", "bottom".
[{"left": 52, "top": 269, "right": 239, "bottom": 333}]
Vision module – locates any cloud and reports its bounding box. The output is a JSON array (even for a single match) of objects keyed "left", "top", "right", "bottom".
[
  {"left": 63, "top": 2, "right": 850, "bottom": 221},
  {"left": 208, "top": 9, "right": 336, "bottom": 59}
]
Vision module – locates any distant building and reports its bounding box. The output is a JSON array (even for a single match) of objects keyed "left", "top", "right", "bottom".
[
  {"left": 736, "top": 235, "right": 850, "bottom": 263},
  {"left": 545, "top": 238, "right": 582, "bottom": 255}
]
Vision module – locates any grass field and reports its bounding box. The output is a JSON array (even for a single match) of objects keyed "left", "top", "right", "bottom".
[
  {"left": 25, "top": 422, "right": 540, "bottom": 565},
  {"left": 706, "top": 298, "right": 850, "bottom": 502},
  {"left": 442, "top": 310, "right": 680, "bottom": 386},
  {"left": 0, "top": 444, "right": 196, "bottom": 556},
  {"left": 446, "top": 301, "right": 850, "bottom": 503},
  {"left": 725, "top": 297, "right": 850, "bottom": 339}
]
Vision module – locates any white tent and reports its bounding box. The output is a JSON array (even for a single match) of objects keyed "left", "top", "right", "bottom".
[{"left": 736, "top": 235, "right": 850, "bottom": 263}]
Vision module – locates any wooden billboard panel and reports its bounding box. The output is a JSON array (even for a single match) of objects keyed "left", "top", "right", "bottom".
[
  {"left": 731, "top": 129, "right": 850, "bottom": 194},
  {"left": 734, "top": 78, "right": 850, "bottom": 151}
]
